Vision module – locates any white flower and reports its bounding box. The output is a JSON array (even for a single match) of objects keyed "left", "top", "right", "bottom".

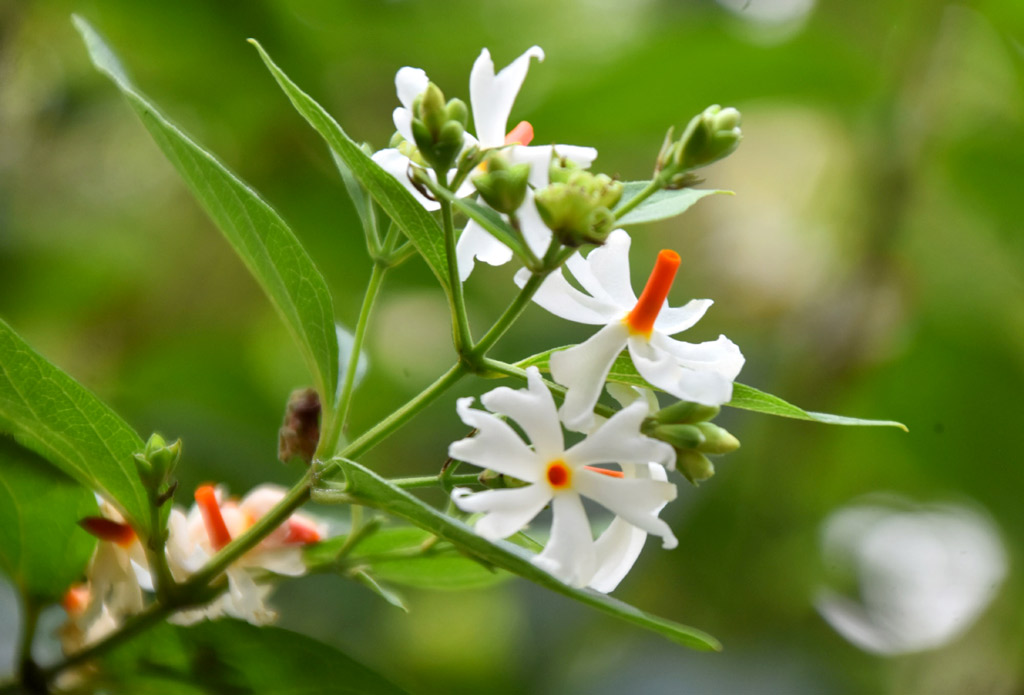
[
  {"left": 815, "top": 498, "right": 1007, "bottom": 655},
  {"left": 167, "top": 484, "right": 325, "bottom": 626},
  {"left": 449, "top": 366, "right": 677, "bottom": 589},
  {"left": 369, "top": 46, "right": 597, "bottom": 279},
  {"left": 516, "top": 229, "right": 744, "bottom": 431}
]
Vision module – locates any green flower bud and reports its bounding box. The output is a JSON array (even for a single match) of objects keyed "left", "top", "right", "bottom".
[
  {"left": 388, "top": 131, "right": 405, "bottom": 149},
  {"left": 653, "top": 400, "right": 721, "bottom": 425},
  {"left": 677, "top": 104, "right": 742, "bottom": 171},
  {"left": 411, "top": 118, "right": 435, "bottom": 158},
  {"left": 417, "top": 82, "right": 448, "bottom": 136},
  {"left": 446, "top": 98, "right": 469, "bottom": 127},
  {"left": 677, "top": 450, "right": 715, "bottom": 485},
  {"left": 693, "top": 422, "right": 740, "bottom": 455},
  {"left": 472, "top": 155, "right": 531, "bottom": 214},
  {"left": 477, "top": 469, "right": 528, "bottom": 488},
  {"left": 653, "top": 424, "right": 706, "bottom": 450},
  {"left": 593, "top": 175, "right": 623, "bottom": 210},
  {"left": 135, "top": 432, "right": 182, "bottom": 495}
]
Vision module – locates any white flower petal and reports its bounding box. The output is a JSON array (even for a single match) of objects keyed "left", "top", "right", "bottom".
[
  {"left": 589, "top": 517, "right": 647, "bottom": 593},
  {"left": 516, "top": 189, "right": 553, "bottom": 257},
  {"left": 532, "top": 492, "right": 596, "bottom": 587},
  {"left": 393, "top": 107, "right": 414, "bottom": 143},
  {"left": 628, "top": 334, "right": 739, "bottom": 406},
  {"left": 456, "top": 219, "right": 514, "bottom": 281},
  {"left": 248, "top": 547, "right": 306, "bottom": 577},
  {"left": 506, "top": 144, "right": 598, "bottom": 188},
  {"left": 565, "top": 399, "right": 676, "bottom": 470},
  {"left": 449, "top": 397, "right": 543, "bottom": 482},
  {"left": 580, "top": 229, "right": 636, "bottom": 309},
  {"left": 470, "top": 46, "right": 545, "bottom": 148},
  {"left": 520, "top": 266, "right": 623, "bottom": 325},
  {"left": 653, "top": 298, "right": 714, "bottom": 335},
  {"left": 395, "top": 66, "right": 429, "bottom": 110},
  {"left": 223, "top": 568, "right": 276, "bottom": 626},
  {"left": 453, "top": 484, "right": 552, "bottom": 541},
  {"left": 653, "top": 333, "right": 746, "bottom": 381},
  {"left": 549, "top": 323, "right": 629, "bottom": 432},
  {"left": 371, "top": 149, "right": 440, "bottom": 211},
  {"left": 479, "top": 366, "right": 563, "bottom": 460},
  {"left": 575, "top": 468, "right": 677, "bottom": 549}
]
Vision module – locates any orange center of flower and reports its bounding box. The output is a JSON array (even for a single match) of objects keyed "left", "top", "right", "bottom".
[
  {"left": 505, "top": 120, "right": 534, "bottom": 147},
  {"left": 62, "top": 583, "right": 91, "bottom": 617},
  {"left": 624, "top": 249, "right": 681, "bottom": 337},
  {"left": 584, "top": 465, "right": 625, "bottom": 478},
  {"left": 79, "top": 517, "right": 136, "bottom": 547},
  {"left": 546, "top": 459, "right": 572, "bottom": 489},
  {"left": 283, "top": 517, "right": 321, "bottom": 545},
  {"left": 195, "top": 484, "right": 233, "bottom": 551}
]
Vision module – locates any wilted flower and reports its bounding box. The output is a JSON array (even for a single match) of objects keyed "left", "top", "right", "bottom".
[{"left": 167, "top": 484, "right": 325, "bottom": 625}]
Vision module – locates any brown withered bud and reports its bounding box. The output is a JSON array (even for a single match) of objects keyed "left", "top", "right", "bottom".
[{"left": 277, "top": 388, "right": 321, "bottom": 465}]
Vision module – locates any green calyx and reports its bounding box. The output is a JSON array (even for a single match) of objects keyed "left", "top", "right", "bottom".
[
  {"left": 534, "top": 167, "right": 624, "bottom": 247},
  {"left": 472, "top": 154, "right": 531, "bottom": 214}
]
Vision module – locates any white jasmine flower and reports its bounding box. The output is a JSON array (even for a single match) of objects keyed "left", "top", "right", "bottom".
[
  {"left": 516, "top": 229, "right": 744, "bottom": 431},
  {"left": 816, "top": 499, "right": 1007, "bottom": 655},
  {"left": 449, "top": 366, "right": 677, "bottom": 589},
  {"left": 167, "top": 484, "right": 325, "bottom": 626}
]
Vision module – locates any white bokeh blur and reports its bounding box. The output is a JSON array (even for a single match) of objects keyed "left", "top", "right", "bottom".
[{"left": 816, "top": 497, "right": 1008, "bottom": 655}]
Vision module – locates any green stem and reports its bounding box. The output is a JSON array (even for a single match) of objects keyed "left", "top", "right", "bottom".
[
  {"left": 437, "top": 171, "right": 473, "bottom": 355},
  {"left": 320, "top": 261, "right": 387, "bottom": 458},
  {"left": 337, "top": 362, "right": 468, "bottom": 462},
  {"left": 15, "top": 597, "right": 42, "bottom": 694},
  {"left": 613, "top": 176, "right": 664, "bottom": 221},
  {"left": 391, "top": 473, "right": 480, "bottom": 489},
  {"left": 472, "top": 241, "right": 562, "bottom": 358}
]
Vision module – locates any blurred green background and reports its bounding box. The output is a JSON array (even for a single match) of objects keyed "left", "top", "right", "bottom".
[{"left": 2, "top": 0, "right": 1023, "bottom": 692}]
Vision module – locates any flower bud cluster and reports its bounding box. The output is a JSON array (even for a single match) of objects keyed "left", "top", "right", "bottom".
[
  {"left": 410, "top": 83, "right": 469, "bottom": 172},
  {"left": 645, "top": 401, "right": 740, "bottom": 485},
  {"left": 534, "top": 158, "right": 624, "bottom": 247}
]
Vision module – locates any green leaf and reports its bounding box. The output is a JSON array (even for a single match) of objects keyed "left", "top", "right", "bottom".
[
  {"left": 93, "top": 619, "right": 408, "bottom": 694},
  {"left": 728, "top": 383, "right": 908, "bottom": 430},
  {"left": 318, "top": 459, "right": 722, "bottom": 652},
  {"left": 0, "top": 438, "right": 98, "bottom": 602},
  {"left": 615, "top": 182, "right": 729, "bottom": 225},
  {"left": 248, "top": 39, "right": 451, "bottom": 293},
  {"left": 517, "top": 346, "right": 907, "bottom": 429},
  {"left": 0, "top": 319, "right": 150, "bottom": 532},
  {"left": 74, "top": 17, "right": 339, "bottom": 413},
  {"left": 332, "top": 150, "right": 377, "bottom": 244},
  {"left": 355, "top": 527, "right": 506, "bottom": 590},
  {"left": 307, "top": 527, "right": 507, "bottom": 591},
  {"left": 351, "top": 568, "right": 409, "bottom": 612}
]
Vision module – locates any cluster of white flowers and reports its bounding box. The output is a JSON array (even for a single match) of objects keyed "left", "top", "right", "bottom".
[
  {"left": 378, "top": 48, "right": 745, "bottom": 590},
  {"left": 61, "top": 485, "right": 325, "bottom": 653}
]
